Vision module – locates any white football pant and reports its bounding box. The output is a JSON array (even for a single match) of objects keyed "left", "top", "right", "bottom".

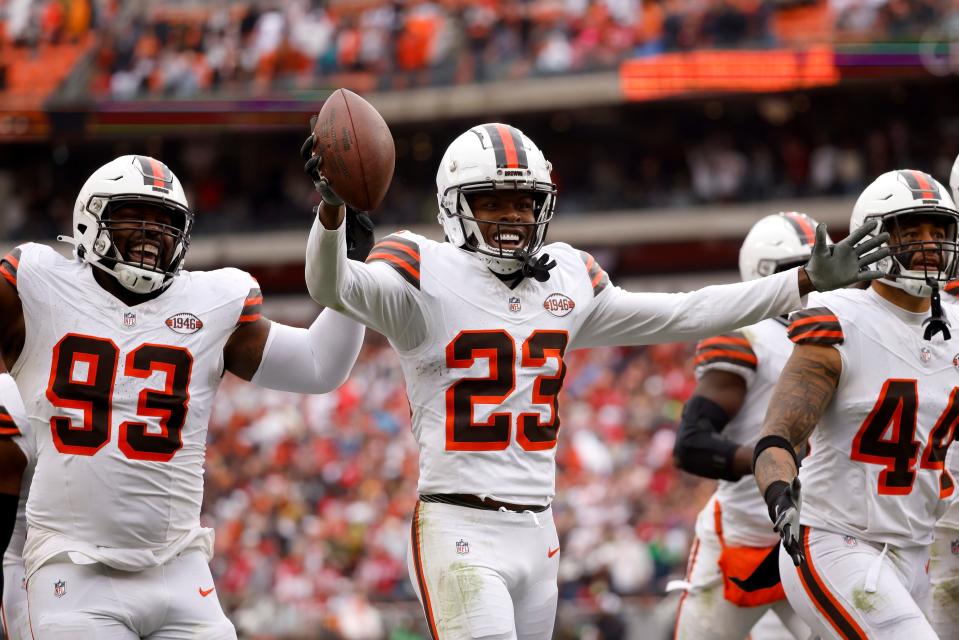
[
  {"left": 780, "top": 527, "right": 936, "bottom": 640},
  {"left": 3, "top": 558, "right": 30, "bottom": 640},
  {"left": 407, "top": 500, "right": 559, "bottom": 639},
  {"left": 27, "top": 548, "right": 235, "bottom": 639}
]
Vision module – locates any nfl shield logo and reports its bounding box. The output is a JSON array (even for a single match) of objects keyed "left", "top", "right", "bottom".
[
  {"left": 508, "top": 297, "right": 521, "bottom": 313},
  {"left": 123, "top": 312, "right": 137, "bottom": 328},
  {"left": 456, "top": 539, "right": 470, "bottom": 555},
  {"left": 54, "top": 579, "right": 66, "bottom": 598},
  {"left": 951, "top": 539, "right": 959, "bottom": 556}
]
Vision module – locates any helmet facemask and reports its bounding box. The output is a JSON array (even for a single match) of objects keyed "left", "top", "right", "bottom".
[
  {"left": 83, "top": 195, "right": 194, "bottom": 295},
  {"left": 872, "top": 208, "right": 959, "bottom": 298},
  {"left": 441, "top": 179, "right": 556, "bottom": 275}
]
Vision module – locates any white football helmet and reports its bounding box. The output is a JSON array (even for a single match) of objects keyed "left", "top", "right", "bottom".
[
  {"left": 68, "top": 155, "right": 193, "bottom": 295},
  {"left": 436, "top": 123, "right": 557, "bottom": 274},
  {"left": 850, "top": 169, "right": 959, "bottom": 298},
  {"left": 739, "top": 211, "right": 822, "bottom": 282},
  {"left": 951, "top": 152, "right": 959, "bottom": 206}
]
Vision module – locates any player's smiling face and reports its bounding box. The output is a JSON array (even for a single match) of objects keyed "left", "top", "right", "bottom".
[
  {"left": 109, "top": 204, "right": 176, "bottom": 271},
  {"left": 468, "top": 191, "right": 536, "bottom": 253}
]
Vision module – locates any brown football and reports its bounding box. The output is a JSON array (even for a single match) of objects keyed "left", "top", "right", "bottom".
[{"left": 312, "top": 89, "right": 395, "bottom": 211}]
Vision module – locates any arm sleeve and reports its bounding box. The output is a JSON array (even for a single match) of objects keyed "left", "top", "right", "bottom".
[
  {"left": 305, "top": 215, "right": 427, "bottom": 351},
  {"left": 250, "top": 309, "right": 365, "bottom": 394},
  {"left": 571, "top": 268, "right": 804, "bottom": 350}
]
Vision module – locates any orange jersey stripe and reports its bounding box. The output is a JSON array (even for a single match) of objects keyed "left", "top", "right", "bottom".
[
  {"left": 3, "top": 254, "right": 19, "bottom": 269},
  {"left": 412, "top": 502, "right": 439, "bottom": 639},
  {"left": 591, "top": 269, "right": 606, "bottom": 288},
  {"left": 794, "top": 330, "right": 844, "bottom": 340},
  {"left": 375, "top": 240, "right": 420, "bottom": 263},
  {"left": 243, "top": 296, "right": 263, "bottom": 306},
  {"left": 790, "top": 315, "right": 840, "bottom": 328},
  {"left": 238, "top": 313, "right": 261, "bottom": 324},
  {"left": 0, "top": 266, "right": 16, "bottom": 288},
  {"left": 693, "top": 349, "right": 758, "bottom": 366},
  {"left": 368, "top": 252, "right": 421, "bottom": 280},
  {"left": 797, "top": 529, "right": 867, "bottom": 639}
]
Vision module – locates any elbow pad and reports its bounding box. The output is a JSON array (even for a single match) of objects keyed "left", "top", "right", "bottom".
[{"left": 673, "top": 396, "right": 742, "bottom": 481}]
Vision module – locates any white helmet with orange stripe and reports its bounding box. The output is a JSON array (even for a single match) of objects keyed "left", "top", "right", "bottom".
[
  {"left": 67, "top": 155, "right": 193, "bottom": 295},
  {"left": 436, "top": 123, "right": 557, "bottom": 274},
  {"left": 739, "top": 212, "right": 822, "bottom": 282},
  {"left": 850, "top": 169, "right": 959, "bottom": 298}
]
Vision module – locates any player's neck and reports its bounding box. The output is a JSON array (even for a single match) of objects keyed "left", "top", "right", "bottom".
[
  {"left": 91, "top": 268, "right": 164, "bottom": 307},
  {"left": 872, "top": 279, "right": 931, "bottom": 313}
]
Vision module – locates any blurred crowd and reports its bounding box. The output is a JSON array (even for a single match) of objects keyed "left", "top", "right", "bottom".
[
  {"left": 0, "top": 0, "right": 107, "bottom": 48},
  {"left": 202, "top": 332, "right": 705, "bottom": 639},
  {"left": 83, "top": 0, "right": 955, "bottom": 100},
  {"left": 1, "top": 82, "right": 956, "bottom": 242}
]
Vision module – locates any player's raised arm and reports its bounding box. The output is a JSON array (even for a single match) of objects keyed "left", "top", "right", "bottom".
[
  {"left": 570, "top": 224, "right": 889, "bottom": 350},
  {"left": 301, "top": 120, "right": 426, "bottom": 352}
]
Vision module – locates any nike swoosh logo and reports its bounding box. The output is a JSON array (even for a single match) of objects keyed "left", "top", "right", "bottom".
[
  {"left": 199, "top": 587, "right": 215, "bottom": 597},
  {"left": 548, "top": 546, "right": 560, "bottom": 558}
]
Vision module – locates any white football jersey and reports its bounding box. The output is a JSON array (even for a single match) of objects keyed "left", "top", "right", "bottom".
[
  {"left": 0, "top": 373, "right": 33, "bottom": 569},
  {"left": 936, "top": 284, "right": 959, "bottom": 531},
  {"left": 311, "top": 225, "right": 803, "bottom": 505},
  {"left": 3, "top": 243, "right": 262, "bottom": 576},
  {"left": 796, "top": 287, "right": 959, "bottom": 548},
  {"left": 693, "top": 318, "right": 793, "bottom": 547}
]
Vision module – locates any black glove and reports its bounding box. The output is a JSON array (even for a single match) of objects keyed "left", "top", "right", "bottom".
[
  {"left": 764, "top": 478, "right": 804, "bottom": 566},
  {"left": 345, "top": 209, "right": 375, "bottom": 262},
  {"left": 804, "top": 222, "right": 891, "bottom": 291},
  {"left": 300, "top": 120, "right": 344, "bottom": 208}
]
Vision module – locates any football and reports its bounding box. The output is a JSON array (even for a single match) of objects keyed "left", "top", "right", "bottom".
[{"left": 312, "top": 89, "right": 395, "bottom": 211}]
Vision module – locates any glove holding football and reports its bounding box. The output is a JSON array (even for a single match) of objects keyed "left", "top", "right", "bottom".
[
  {"left": 804, "top": 222, "right": 891, "bottom": 291},
  {"left": 764, "top": 477, "right": 804, "bottom": 566},
  {"left": 300, "top": 126, "right": 344, "bottom": 208}
]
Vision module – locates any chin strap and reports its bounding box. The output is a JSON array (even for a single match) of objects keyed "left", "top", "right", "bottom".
[
  {"left": 512, "top": 248, "right": 557, "bottom": 283},
  {"left": 923, "top": 279, "right": 951, "bottom": 341}
]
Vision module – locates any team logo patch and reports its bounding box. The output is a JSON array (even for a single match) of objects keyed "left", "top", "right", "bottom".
[
  {"left": 843, "top": 535, "right": 858, "bottom": 547},
  {"left": 543, "top": 293, "right": 575, "bottom": 317},
  {"left": 509, "top": 296, "right": 522, "bottom": 313},
  {"left": 951, "top": 539, "right": 959, "bottom": 556},
  {"left": 54, "top": 579, "right": 66, "bottom": 598},
  {"left": 166, "top": 313, "right": 204, "bottom": 335},
  {"left": 456, "top": 539, "right": 470, "bottom": 555},
  {"left": 123, "top": 312, "right": 137, "bottom": 328},
  {"left": 920, "top": 347, "right": 932, "bottom": 363}
]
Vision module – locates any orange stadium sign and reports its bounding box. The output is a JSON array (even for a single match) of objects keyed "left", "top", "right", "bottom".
[{"left": 619, "top": 47, "right": 839, "bottom": 101}]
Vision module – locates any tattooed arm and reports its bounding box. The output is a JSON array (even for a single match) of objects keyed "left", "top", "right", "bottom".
[{"left": 754, "top": 343, "right": 842, "bottom": 494}]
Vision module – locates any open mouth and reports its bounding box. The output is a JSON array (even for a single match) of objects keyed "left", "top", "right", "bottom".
[
  {"left": 127, "top": 242, "right": 161, "bottom": 268},
  {"left": 490, "top": 229, "right": 526, "bottom": 251}
]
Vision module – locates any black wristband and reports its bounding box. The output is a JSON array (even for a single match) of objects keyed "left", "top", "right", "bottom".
[
  {"left": 763, "top": 479, "right": 790, "bottom": 523},
  {"left": 752, "top": 434, "right": 799, "bottom": 473}
]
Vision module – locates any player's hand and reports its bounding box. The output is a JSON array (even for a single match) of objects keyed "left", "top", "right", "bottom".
[
  {"left": 301, "top": 117, "right": 344, "bottom": 208},
  {"left": 346, "top": 209, "right": 374, "bottom": 262},
  {"left": 765, "top": 477, "right": 804, "bottom": 566},
  {"left": 803, "top": 222, "right": 891, "bottom": 292}
]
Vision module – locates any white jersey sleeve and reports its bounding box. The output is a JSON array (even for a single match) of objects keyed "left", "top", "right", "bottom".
[
  {"left": 569, "top": 267, "right": 803, "bottom": 350},
  {"left": 0, "top": 372, "right": 34, "bottom": 566},
  {"left": 305, "top": 217, "right": 426, "bottom": 351}
]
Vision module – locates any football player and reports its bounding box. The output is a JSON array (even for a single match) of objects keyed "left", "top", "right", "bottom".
[
  {"left": 671, "top": 213, "right": 816, "bottom": 640},
  {"left": 0, "top": 155, "right": 367, "bottom": 638},
  {"left": 0, "top": 369, "right": 30, "bottom": 640},
  {"left": 929, "top": 156, "right": 959, "bottom": 640},
  {"left": 301, "top": 122, "right": 887, "bottom": 638},
  {"left": 754, "top": 170, "right": 959, "bottom": 639}
]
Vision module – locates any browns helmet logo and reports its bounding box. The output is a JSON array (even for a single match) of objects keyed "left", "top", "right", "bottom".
[{"left": 135, "top": 155, "right": 174, "bottom": 194}]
